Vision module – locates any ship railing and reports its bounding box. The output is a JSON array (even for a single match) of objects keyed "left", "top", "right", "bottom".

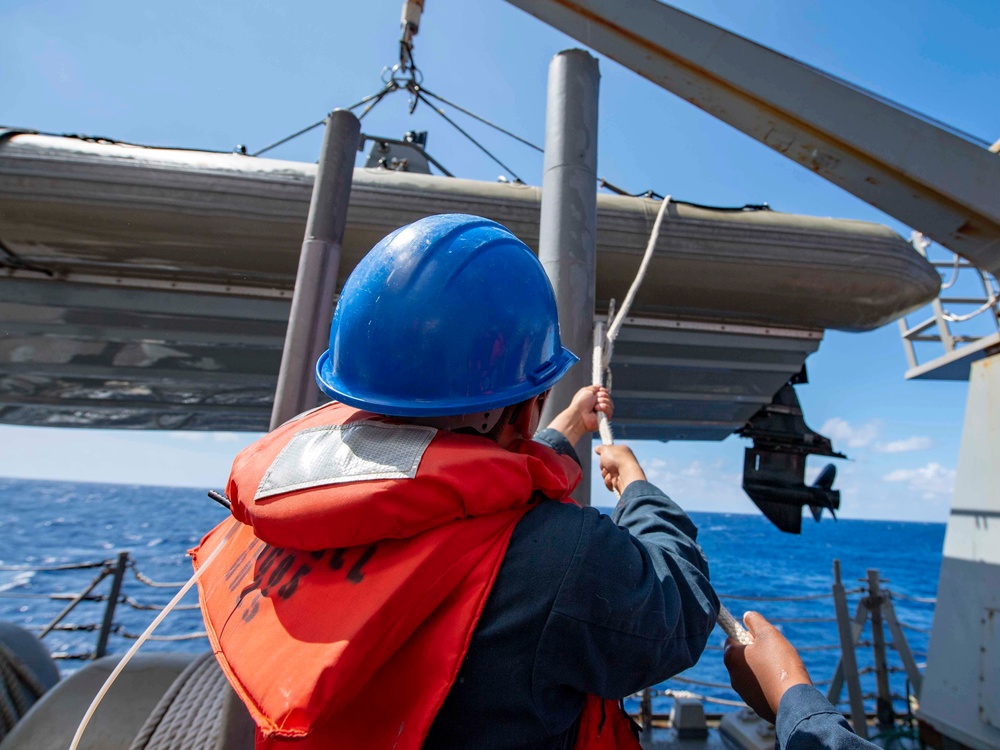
[
  {"left": 3, "top": 554, "right": 936, "bottom": 738},
  {"left": 0, "top": 552, "right": 205, "bottom": 661},
  {"left": 630, "top": 561, "right": 935, "bottom": 742},
  {"left": 897, "top": 232, "right": 1000, "bottom": 379}
]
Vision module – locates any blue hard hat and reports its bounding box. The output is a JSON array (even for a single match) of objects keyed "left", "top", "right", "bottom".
[{"left": 315, "top": 214, "right": 578, "bottom": 416}]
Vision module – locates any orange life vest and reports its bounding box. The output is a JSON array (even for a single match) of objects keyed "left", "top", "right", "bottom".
[{"left": 192, "top": 402, "right": 641, "bottom": 749}]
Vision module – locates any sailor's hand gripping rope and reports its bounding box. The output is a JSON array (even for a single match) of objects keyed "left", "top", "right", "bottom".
[{"left": 591, "top": 194, "right": 753, "bottom": 647}]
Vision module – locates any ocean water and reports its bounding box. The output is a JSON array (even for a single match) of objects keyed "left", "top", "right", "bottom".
[{"left": 0, "top": 477, "right": 944, "bottom": 715}]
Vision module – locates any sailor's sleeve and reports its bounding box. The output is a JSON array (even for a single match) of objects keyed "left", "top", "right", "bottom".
[
  {"left": 533, "top": 478, "right": 719, "bottom": 700},
  {"left": 776, "top": 685, "right": 881, "bottom": 750}
]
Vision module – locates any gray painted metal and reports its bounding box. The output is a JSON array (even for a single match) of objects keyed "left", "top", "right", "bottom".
[
  {"left": 0, "top": 134, "right": 939, "bottom": 334},
  {"left": 825, "top": 596, "right": 868, "bottom": 720},
  {"left": 904, "top": 330, "right": 1000, "bottom": 381},
  {"left": 918, "top": 354, "right": 1000, "bottom": 749},
  {"left": 0, "top": 622, "right": 60, "bottom": 693},
  {"left": 538, "top": 49, "right": 600, "bottom": 504},
  {"left": 831, "top": 560, "right": 868, "bottom": 739},
  {"left": 0, "top": 653, "right": 195, "bottom": 750},
  {"left": 0, "top": 134, "right": 929, "bottom": 435},
  {"left": 0, "top": 274, "right": 819, "bottom": 437},
  {"left": 882, "top": 594, "right": 923, "bottom": 696},
  {"left": 866, "top": 569, "right": 894, "bottom": 732},
  {"left": 504, "top": 0, "right": 1000, "bottom": 277},
  {"left": 270, "top": 110, "right": 360, "bottom": 429}
]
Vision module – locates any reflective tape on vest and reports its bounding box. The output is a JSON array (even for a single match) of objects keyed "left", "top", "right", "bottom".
[{"left": 255, "top": 422, "right": 437, "bottom": 500}]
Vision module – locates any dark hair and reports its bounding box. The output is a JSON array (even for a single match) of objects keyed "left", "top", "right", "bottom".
[{"left": 454, "top": 401, "right": 528, "bottom": 441}]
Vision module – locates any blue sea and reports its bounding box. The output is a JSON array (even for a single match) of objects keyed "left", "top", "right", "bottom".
[{"left": 0, "top": 477, "right": 944, "bottom": 716}]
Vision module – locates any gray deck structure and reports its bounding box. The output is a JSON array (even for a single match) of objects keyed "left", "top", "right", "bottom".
[{"left": 0, "top": 134, "right": 937, "bottom": 437}]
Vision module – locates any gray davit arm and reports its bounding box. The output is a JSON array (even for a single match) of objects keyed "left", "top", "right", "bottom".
[{"left": 504, "top": 0, "right": 1000, "bottom": 277}]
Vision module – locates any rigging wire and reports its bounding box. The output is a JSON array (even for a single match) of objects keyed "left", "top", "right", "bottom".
[
  {"left": 416, "top": 85, "right": 543, "bottom": 153},
  {"left": 413, "top": 90, "right": 525, "bottom": 183},
  {"left": 251, "top": 83, "right": 398, "bottom": 157}
]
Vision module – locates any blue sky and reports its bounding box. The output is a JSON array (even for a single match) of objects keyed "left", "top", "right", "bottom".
[{"left": 2, "top": 0, "right": 997, "bottom": 522}]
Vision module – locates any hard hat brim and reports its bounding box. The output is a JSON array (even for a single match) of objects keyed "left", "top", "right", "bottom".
[{"left": 315, "top": 348, "right": 579, "bottom": 417}]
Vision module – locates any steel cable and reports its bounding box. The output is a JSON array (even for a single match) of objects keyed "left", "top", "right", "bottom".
[
  {"left": 132, "top": 566, "right": 188, "bottom": 589},
  {"left": 717, "top": 588, "right": 862, "bottom": 601},
  {"left": 414, "top": 90, "right": 525, "bottom": 183},
  {"left": 416, "top": 86, "right": 543, "bottom": 152},
  {"left": 251, "top": 83, "right": 398, "bottom": 157},
  {"left": 0, "top": 560, "right": 109, "bottom": 572}
]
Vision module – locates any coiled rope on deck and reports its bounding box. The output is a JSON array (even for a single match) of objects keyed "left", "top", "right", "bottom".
[
  {"left": 127, "top": 652, "right": 233, "bottom": 750},
  {"left": 0, "top": 642, "right": 47, "bottom": 740},
  {"left": 590, "top": 194, "right": 753, "bottom": 647}
]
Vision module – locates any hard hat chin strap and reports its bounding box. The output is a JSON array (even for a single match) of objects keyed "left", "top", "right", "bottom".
[{"left": 408, "top": 408, "right": 506, "bottom": 435}]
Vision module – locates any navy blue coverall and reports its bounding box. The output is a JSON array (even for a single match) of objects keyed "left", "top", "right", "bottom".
[
  {"left": 425, "top": 429, "right": 720, "bottom": 748},
  {"left": 777, "top": 685, "right": 881, "bottom": 750}
]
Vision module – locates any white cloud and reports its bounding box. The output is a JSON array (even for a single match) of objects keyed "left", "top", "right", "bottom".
[
  {"left": 820, "top": 417, "right": 881, "bottom": 449},
  {"left": 168, "top": 432, "right": 244, "bottom": 444},
  {"left": 875, "top": 436, "right": 933, "bottom": 453},
  {"left": 681, "top": 461, "right": 702, "bottom": 478},
  {"left": 169, "top": 433, "right": 207, "bottom": 442},
  {"left": 882, "top": 462, "right": 956, "bottom": 500}
]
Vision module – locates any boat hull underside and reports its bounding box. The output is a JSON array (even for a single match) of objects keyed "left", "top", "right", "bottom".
[{"left": 0, "top": 134, "right": 934, "bottom": 437}]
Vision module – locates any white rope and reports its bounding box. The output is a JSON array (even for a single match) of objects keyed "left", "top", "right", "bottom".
[
  {"left": 592, "top": 195, "right": 753, "bottom": 648},
  {"left": 68, "top": 537, "right": 227, "bottom": 750},
  {"left": 717, "top": 606, "right": 753, "bottom": 646}
]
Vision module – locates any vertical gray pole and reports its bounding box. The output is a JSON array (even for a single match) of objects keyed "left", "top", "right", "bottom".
[
  {"left": 537, "top": 49, "right": 599, "bottom": 505},
  {"left": 95, "top": 552, "right": 129, "bottom": 659},
  {"left": 882, "top": 595, "right": 924, "bottom": 696},
  {"left": 639, "top": 687, "right": 653, "bottom": 743},
  {"left": 826, "top": 600, "right": 868, "bottom": 706},
  {"left": 832, "top": 560, "right": 870, "bottom": 739},
  {"left": 270, "top": 110, "right": 361, "bottom": 429},
  {"left": 867, "top": 569, "right": 895, "bottom": 732}
]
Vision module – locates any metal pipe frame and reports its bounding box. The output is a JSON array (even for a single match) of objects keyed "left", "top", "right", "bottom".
[
  {"left": 537, "top": 49, "right": 600, "bottom": 505},
  {"left": 505, "top": 0, "right": 1000, "bottom": 277},
  {"left": 270, "top": 110, "right": 361, "bottom": 429}
]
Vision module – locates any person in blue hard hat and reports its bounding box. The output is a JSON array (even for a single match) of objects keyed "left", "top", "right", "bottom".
[
  {"left": 724, "top": 612, "right": 882, "bottom": 750},
  {"left": 199, "top": 214, "right": 719, "bottom": 750}
]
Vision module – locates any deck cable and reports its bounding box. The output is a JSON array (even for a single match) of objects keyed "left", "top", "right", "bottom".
[
  {"left": 0, "top": 237, "right": 54, "bottom": 277},
  {"left": 416, "top": 85, "right": 543, "bottom": 153},
  {"left": 889, "top": 592, "right": 936, "bottom": 604},
  {"left": 120, "top": 595, "right": 201, "bottom": 612},
  {"left": 0, "top": 642, "right": 47, "bottom": 739},
  {"left": 717, "top": 588, "right": 862, "bottom": 601},
  {"left": 250, "top": 82, "right": 398, "bottom": 157},
  {"left": 660, "top": 689, "right": 747, "bottom": 708},
  {"left": 0, "top": 560, "right": 109, "bottom": 572},
  {"left": 412, "top": 89, "right": 525, "bottom": 183},
  {"left": 131, "top": 564, "right": 188, "bottom": 589}
]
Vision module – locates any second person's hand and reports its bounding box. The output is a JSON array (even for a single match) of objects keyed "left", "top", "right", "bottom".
[
  {"left": 723, "top": 611, "right": 813, "bottom": 724},
  {"left": 595, "top": 444, "right": 646, "bottom": 495}
]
